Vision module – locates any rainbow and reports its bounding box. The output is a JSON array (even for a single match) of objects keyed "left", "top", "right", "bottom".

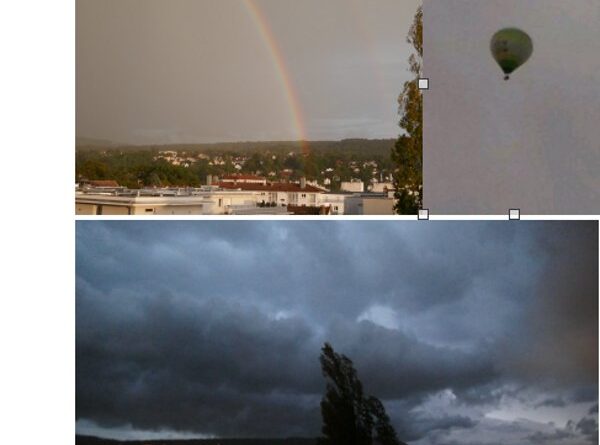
[{"left": 242, "top": 0, "right": 310, "bottom": 154}]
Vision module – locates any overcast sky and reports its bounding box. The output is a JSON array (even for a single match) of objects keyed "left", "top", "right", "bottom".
[
  {"left": 76, "top": 221, "right": 598, "bottom": 444},
  {"left": 423, "top": 0, "right": 600, "bottom": 214},
  {"left": 76, "top": 0, "right": 419, "bottom": 144}
]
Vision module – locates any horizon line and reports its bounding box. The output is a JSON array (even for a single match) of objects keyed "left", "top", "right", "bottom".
[
  {"left": 75, "top": 433, "right": 319, "bottom": 442},
  {"left": 76, "top": 136, "right": 399, "bottom": 148}
]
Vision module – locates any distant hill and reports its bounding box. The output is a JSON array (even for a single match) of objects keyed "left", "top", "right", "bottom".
[
  {"left": 75, "top": 138, "right": 397, "bottom": 189},
  {"left": 76, "top": 139, "right": 396, "bottom": 157},
  {"left": 76, "top": 137, "right": 122, "bottom": 147},
  {"left": 76, "top": 436, "right": 319, "bottom": 445}
]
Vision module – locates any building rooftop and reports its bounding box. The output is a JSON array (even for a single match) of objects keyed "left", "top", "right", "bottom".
[{"left": 76, "top": 186, "right": 255, "bottom": 197}]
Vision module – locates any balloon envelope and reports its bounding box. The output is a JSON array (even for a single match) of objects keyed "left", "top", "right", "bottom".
[{"left": 490, "top": 28, "right": 533, "bottom": 78}]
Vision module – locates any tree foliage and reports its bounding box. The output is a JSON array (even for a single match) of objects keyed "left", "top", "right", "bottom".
[
  {"left": 75, "top": 139, "right": 396, "bottom": 190},
  {"left": 392, "top": 6, "right": 423, "bottom": 214},
  {"left": 318, "top": 343, "right": 405, "bottom": 445}
]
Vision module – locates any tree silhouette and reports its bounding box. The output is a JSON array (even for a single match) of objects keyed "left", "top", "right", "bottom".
[
  {"left": 318, "top": 343, "right": 405, "bottom": 445},
  {"left": 368, "top": 396, "right": 403, "bottom": 445},
  {"left": 392, "top": 5, "right": 423, "bottom": 214}
]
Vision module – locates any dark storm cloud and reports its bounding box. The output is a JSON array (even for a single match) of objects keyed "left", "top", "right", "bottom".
[
  {"left": 576, "top": 416, "right": 598, "bottom": 439},
  {"left": 326, "top": 320, "right": 497, "bottom": 400},
  {"left": 498, "top": 222, "right": 598, "bottom": 386},
  {"left": 76, "top": 221, "right": 598, "bottom": 443},
  {"left": 77, "top": 221, "right": 534, "bottom": 323},
  {"left": 526, "top": 429, "right": 574, "bottom": 444},
  {"left": 535, "top": 398, "right": 567, "bottom": 409},
  {"left": 527, "top": 413, "right": 599, "bottom": 445},
  {"left": 398, "top": 414, "right": 477, "bottom": 443},
  {"left": 77, "top": 291, "right": 323, "bottom": 436}
]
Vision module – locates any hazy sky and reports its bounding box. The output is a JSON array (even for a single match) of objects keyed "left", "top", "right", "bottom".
[
  {"left": 423, "top": 0, "right": 600, "bottom": 214},
  {"left": 76, "top": 221, "right": 598, "bottom": 444},
  {"left": 76, "top": 0, "right": 419, "bottom": 144}
]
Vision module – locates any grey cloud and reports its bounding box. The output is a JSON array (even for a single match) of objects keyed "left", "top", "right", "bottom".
[
  {"left": 526, "top": 414, "right": 598, "bottom": 445},
  {"left": 77, "top": 221, "right": 540, "bottom": 324},
  {"left": 568, "top": 386, "right": 599, "bottom": 404},
  {"left": 527, "top": 429, "right": 574, "bottom": 444},
  {"left": 77, "top": 292, "right": 323, "bottom": 436},
  {"left": 498, "top": 222, "right": 598, "bottom": 387},
  {"left": 536, "top": 398, "right": 567, "bottom": 409},
  {"left": 76, "top": 221, "right": 598, "bottom": 442},
  {"left": 401, "top": 414, "right": 477, "bottom": 442},
  {"left": 577, "top": 417, "right": 598, "bottom": 435},
  {"left": 326, "top": 320, "right": 498, "bottom": 400}
]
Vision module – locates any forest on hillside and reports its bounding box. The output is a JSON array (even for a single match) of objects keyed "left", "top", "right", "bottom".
[{"left": 75, "top": 139, "right": 396, "bottom": 190}]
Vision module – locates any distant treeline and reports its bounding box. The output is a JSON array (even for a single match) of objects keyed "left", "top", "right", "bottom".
[
  {"left": 76, "top": 435, "right": 318, "bottom": 445},
  {"left": 76, "top": 139, "right": 395, "bottom": 156},
  {"left": 75, "top": 139, "right": 396, "bottom": 190}
]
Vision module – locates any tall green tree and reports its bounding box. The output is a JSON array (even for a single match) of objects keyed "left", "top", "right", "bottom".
[
  {"left": 318, "top": 343, "right": 405, "bottom": 445},
  {"left": 392, "top": 6, "right": 423, "bottom": 214},
  {"left": 368, "top": 396, "right": 403, "bottom": 445}
]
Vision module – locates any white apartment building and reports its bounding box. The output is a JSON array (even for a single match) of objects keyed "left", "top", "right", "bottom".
[
  {"left": 369, "top": 182, "right": 395, "bottom": 193},
  {"left": 217, "top": 178, "right": 324, "bottom": 208},
  {"left": 340, "top": 180, "right": 365, "bottom": 193},
  {"left": 76, "top": 182, "right": 396, "bottom": 215},
  {"left": 75, "top": 187, "right": 283, "bottom": 215},
  {"left": 343, "top": 194, "right": 395, "bottom": 215},
  {"left": 317, "top": 193, "right": 347, "bottom": 215}
]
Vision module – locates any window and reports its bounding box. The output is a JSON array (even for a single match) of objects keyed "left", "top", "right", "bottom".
[{"left": 145, "top": 208, "right": 154, "bottom": 213}]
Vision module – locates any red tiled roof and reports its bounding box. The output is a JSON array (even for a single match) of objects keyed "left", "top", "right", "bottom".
[{"left": 217, "top": 181, "right": 324, "bottom": 193}]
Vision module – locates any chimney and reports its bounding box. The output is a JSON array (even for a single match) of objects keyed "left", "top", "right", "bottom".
[
  {"left": 206, "top": 175, "right": 212, "bottom": 186},
  {"left": 300, "top": 177, "right": 306, "bottom": 189}
]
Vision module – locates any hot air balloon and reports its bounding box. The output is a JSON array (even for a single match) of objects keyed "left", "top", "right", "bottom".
[{"left": 490, "top": 28, "right": 533, "bottom": 80}]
